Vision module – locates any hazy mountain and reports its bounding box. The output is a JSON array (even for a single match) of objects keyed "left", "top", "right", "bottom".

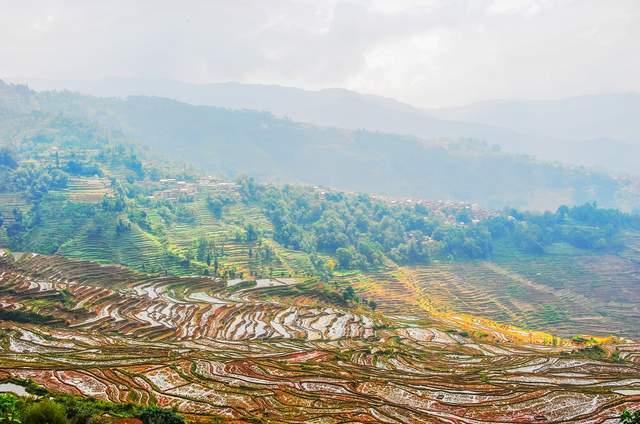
[
  {"left": 0, "top": 80, "right": 634, "bottom": 211},
  {"left": 24, "top": 77, "right": 537, "bottom": 152},
  {"left": 431, "top": 93, "right": 640, "bottom": 141},
  {"left": 430, "top": 93, "right": 640, "bottom": 175},
  {"left": 23, "top": 78, "right": 640, "bottom": 175}
]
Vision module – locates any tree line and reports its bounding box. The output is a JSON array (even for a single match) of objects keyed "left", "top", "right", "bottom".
[{"left": 238, "top": 177, "right": 640, "bottom": 270}]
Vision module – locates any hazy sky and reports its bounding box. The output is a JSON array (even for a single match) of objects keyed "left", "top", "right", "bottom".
[{"left": 1, "top": 0, "right": 638, "bottom": 107}]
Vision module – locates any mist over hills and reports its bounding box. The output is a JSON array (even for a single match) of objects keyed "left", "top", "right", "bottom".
[
  {"left": 25, "top": 77, "right": 525, "bottom": 147},
  {"left": 0, "top": 79, "right": 635, "bottom": 211},
  {"left": 24, "top": 77, "right": 640, "bottom": 176},
  {"left": 431, "top": 93, "right": 640, "bottom": 175}
]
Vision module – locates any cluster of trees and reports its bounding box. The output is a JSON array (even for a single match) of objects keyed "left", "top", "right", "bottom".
[
  {"left": 63, "top": 160, "right": 102, "bottom": 177},
  {"left": 0, "top": 162, "right": 69, "bottom": 200},
  {"left": 194, "top": 237, "right": 220, "bottom": 273},
  {"left": 340, "top": 285, "right": 377, "bottom": 310},
  {"left": 206, "top": 193, "right": 236, "bottom": 218},
  {"left": 239, "top": 178, "right": 498, "bottom": 269},
  {"left": 0, "top": 391, "right": 185, "bottom": 424},
  {"left": 238, "top": 178, "right": 640, "bottom": 270},
  {"left": 4, "top": 208, "right": 25, "bottom": 241},
  {"left": 621, "top": 409, "right": 640, "bottom": 424},
  {"left": 115, "top": 218, "right": 132, "bottom": 234},
  {"left": 0, "top": 309, "right": 56, "bottom": 325},
  {"left": 0, "top": 147, "right": 18, "bottom": 169},
  {"left": 489, "top": 202, "right": 640, "bottom": 254}
]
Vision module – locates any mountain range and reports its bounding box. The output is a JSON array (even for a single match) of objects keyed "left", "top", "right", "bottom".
[{"left": 23, "top": 77, "right": 640, "bottom": 176}]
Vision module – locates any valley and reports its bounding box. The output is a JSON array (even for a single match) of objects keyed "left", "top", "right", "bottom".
[
  {"left": 0, "top": 80, "right": 639, "bottom": 422},
  {"left": 2, "top": 2, "right": 640, "bottom": 422}
]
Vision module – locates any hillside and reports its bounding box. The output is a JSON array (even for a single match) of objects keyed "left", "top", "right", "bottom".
[
  {"left": 24, "top": 78, "right": 640, "bottom": 176},
  {"left": 1, "top": 84, "right": 640, "bottom": 421},
  {"left": 1, "top": 80, "right": 635, "bottom": 211},
  {"left": 1, "top": 98, "right": 640, "bottom": 339}
]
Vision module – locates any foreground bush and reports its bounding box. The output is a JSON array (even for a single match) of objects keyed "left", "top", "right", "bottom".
[
  {"left": 140, "top": 407, "right": 184, "bottom": 424},
  {"left": 23, "top": 399, "right": 68, "bottom": 424},
  {"left": 621, "top": 409, "right": 640, "bottom": 424}
]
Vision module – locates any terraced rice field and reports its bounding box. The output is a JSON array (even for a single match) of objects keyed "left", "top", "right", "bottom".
[
  {"left": 58, "top": 221, "right": 176, "bottom": 274},
  {"left": 0, "top": 193, "right": 28, "bottom": 224},
  {"left": 620, "top": 231, "right": 640, "bottom": 264},
  {"left": 0, "top": 251, "right": 639, "bottom": 422},
  {"left": 63, "top": 177, "right": 113, "bottom": 202},
  {"left": 0, "top": 252, "right": 374, "bottom": 342},
  {"left": 396, "top": 243, "right": 640, "bottom": 339},
  {"left": 0, "top": 193, "right": 28, "bottom": 245}
]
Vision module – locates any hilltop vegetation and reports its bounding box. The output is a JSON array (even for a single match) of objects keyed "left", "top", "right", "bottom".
[{"left": 240, "top": 177, "right": 640, "bottom": 268}]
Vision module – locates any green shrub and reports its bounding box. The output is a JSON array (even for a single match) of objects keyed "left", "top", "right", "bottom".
[
  {"left": 621, "top": 409, "right": 640, "bottom": 424},
  {"left": 23, "top": 399, "right": 68, "bottom": 424},
  {"left": 140, "top": 407, "right": 184, "bottom": 424},
  {"left": 0, "top": 393, "right": 21, "bottom": 424}
]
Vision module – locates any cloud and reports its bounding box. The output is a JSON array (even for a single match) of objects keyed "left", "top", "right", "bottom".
[{"left": 0, "top": 0, "right": 638, "bottom": 107}]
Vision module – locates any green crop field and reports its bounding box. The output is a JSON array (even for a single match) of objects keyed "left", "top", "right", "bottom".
[{"left": 404, "top": 240, "right": 640, "bottom": 338}]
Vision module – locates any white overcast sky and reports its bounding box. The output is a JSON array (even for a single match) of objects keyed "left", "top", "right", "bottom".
[{"left": 1, "top": 0, "right": 638, "bottom": 107}]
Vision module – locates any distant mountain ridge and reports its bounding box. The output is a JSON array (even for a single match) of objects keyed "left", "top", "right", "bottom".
[
  {"left": 25, "top": 77, "right": 521, "bottom": 143},
  {"left": 22, "top": 77, "right": 640, "bottom": 175},
  {"left": 431, "top": 92, "right": 640, "bottom": 141},
  {"left": 430, "top": 93, "right": 640, "bottom": 174}
]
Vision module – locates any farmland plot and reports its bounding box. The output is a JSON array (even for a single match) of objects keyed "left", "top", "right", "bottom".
[{"left": 398, "top": 245, "right": 640, "bottom": 339}]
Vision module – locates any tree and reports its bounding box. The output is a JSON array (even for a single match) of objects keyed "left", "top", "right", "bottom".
[
  {"left": 206, "top": 196, "right": 224, "bottom": 218},
  {"left": 116, "top": 218, "right": 131, "bottom": 234},
  {"left": 196, "top": 238, "right": 209, "bottom": 262},
  {"left": 621, "top": 409, "right": 640, "bottom": 424},
  {"left": 183, "top": 249, "right": 193, "bottom": 268},
  {"left": 0, "top": 148, "right": 18, "bottom": 170},
  {"left": 22, "top": 399, "right": 68, "bottom": 424},
  {"left": 245, "top": 223, "right": 258, "bottom": 242},
  {"left": 342, "top": 286, "right": 356, "bottom": 303},
  {"left": 11, "top": 209, "right": 22, "bottom": 224},
  {"left": 140, "top": 407, "right": 185, "bottom": 424},
  {"left": 336, "top": 247, "right": 354, "bottom": 269},
  {"left": 0, "top": 393, "right": 20, "bottom": 424},
  {"left": 6, "top": 223, "right": 23, "bottom": 240}
]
